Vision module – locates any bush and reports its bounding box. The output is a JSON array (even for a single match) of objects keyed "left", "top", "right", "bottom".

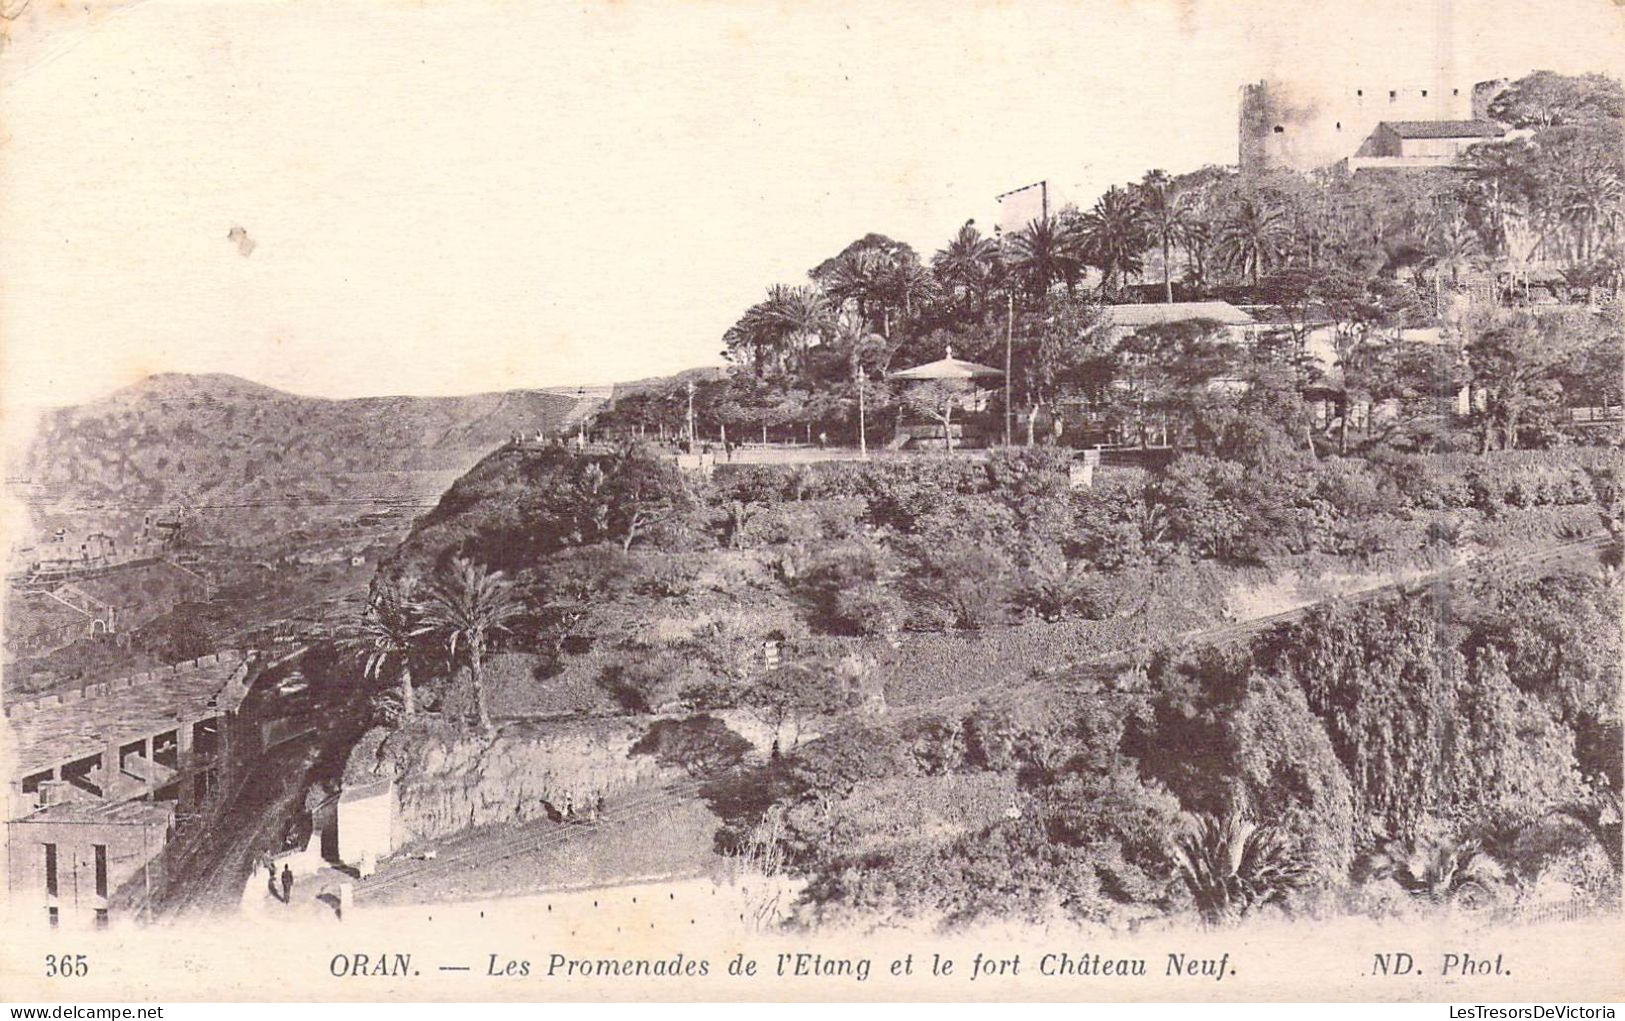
[
  {"left": 796, "top": 541, "right": 903, "bottom": 636},
  {"left": 901, "top": 536, "right": 1014, "bottom": 630},
  {"left": 630, "top": 715, "right": 752, "bottom": 775},
  {"left": 1131, "top": 645, "right": 1355, "bottom": 883},
  {"left": 735, "top": 498, "right": 866, "bottom": 548},
  {"left": 596, "top": 649, "right": 696, "bottom": 713},
  {"left": 1259, "top": 593, "right": 1582, "bottom": 839},
  {"left": 1014, "top": 549, "right": 1103, "bottom": 622}
]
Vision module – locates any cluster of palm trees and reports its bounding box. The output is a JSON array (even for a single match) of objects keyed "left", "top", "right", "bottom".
[
  {"left": 719, "top": 171, "right": 1298, "bottom": 383},
  {"left": 930, "top": 174, "right": 1277, "bottom": 305},
  {"left": 340, "top": 557, "right": 524, "bottom": 732},
  {"left": 702, "top": 72, "right": 1622, "bottom": 455},
  {"left": 1459, "top": 132, "right": 1624, "bottom": 289}
]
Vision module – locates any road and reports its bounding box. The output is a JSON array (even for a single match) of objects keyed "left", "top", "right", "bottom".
[
  {"left": 139, "top": 676, "right": 374, "bottom": 921},
  {"left": 156, "top": 741, "right": 323, "bottom": 919}
]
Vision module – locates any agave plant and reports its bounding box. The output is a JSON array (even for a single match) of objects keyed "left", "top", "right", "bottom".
[
  {"left": 1018, "top": 551, "right": 1100, "bottom": 622},
  {"left": 1554, "top": 787, "right": 1623, "bottom": 874},
  {"left": 1363, "top": 833, "right": 1508, "bottom": 908},
  {"left": 1172, "top": 811, "right": 1310, "bottom": 925}
]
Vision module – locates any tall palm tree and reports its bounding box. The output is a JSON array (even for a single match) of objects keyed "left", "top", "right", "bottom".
[
  {"left": 1425, "top": 204, "right": 1483, "bottom": 287},
  {"left": 1076, "top": 186, "right": 1149, "bottom": 299},
  {"left": 1217, "top": 199, "right": 1287, "bottom": 287},
  {"left": 1138, "top": 173, "right": 1191, "bottom": 303},
  {"left": 881, "top": 257, "right": 938, "bottom": 332},
  {"left": 822, "top": 249, "right": 889, "bottom": 331},
  {"left": 1561, "top": 164, "right": 1623, "bottom": 264},
  {"left": 1181, "top": 217, "right": 1214, "bottom": 291},
  {"left": 1007, "top": 214, "right": 1084, "bottom": 297},
  {"left": 932, "top": 220, "right": 1001, "bottom": 311},
  {"left": 765, "top": 284, "right": 831, "bottom": 372},
  {"left": 340, "top": 577, "right": 424, "bottom": 718},
  {"left": 722, "top": 300, "right": 787, "bottom": 377},
  {"left": 417, "top": 557, "right": 524, "bottom": 731}
]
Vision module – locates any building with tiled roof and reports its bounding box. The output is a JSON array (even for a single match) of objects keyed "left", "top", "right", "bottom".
[
  {"left": 1380, "top": 119, "right": 1506, "bottom": 140},
  {"left": 1348, "top": 120, "right": 1509, "bottom": 170}
]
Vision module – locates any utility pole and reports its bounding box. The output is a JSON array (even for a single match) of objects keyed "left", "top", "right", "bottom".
[
  {"left": 1005, "top": 290, "right": 1014, "bottom": 447},
  {"left": 685, "top": 381, "right": 696, "bottom": 450},
  {"left": 857, "top": 365, "right": 868, "bottom": 459}
]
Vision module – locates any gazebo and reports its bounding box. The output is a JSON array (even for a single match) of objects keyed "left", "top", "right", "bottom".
[
  {"left": 889, "top": 346, "right": 1005, "bottom": 451},
  {"left": 889, "top": 345, "right": 1006, "bottom": 382}
]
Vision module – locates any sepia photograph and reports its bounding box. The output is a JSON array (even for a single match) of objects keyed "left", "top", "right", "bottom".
[{"left": 0, "top": 0, "right": 1622, "bottom": 1006}]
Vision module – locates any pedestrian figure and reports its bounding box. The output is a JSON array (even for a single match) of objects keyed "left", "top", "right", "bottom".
[
  {"left": 770, "top": 737, "right": 781, "bottom": 761},
  {"left": 265, "top": 858, "right": 278, "bottom": 900},
  {"left": 564, "top": 794, "right": 575, "bottom": 821},
  {"left": 280, "top": 864, "right": 294, "bottom": 904},
  {"left": 817, "top": 430, "right": 828, "bottom": 449}
]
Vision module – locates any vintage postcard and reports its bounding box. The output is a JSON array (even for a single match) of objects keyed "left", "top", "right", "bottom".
[{"left": 1, "top": 0, "right": 1622, "bottom": 1005}]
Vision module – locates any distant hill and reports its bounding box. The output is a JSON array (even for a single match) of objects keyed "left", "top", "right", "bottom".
[{"left": 10, "top": 373, "right": 594, "bottom": 544}]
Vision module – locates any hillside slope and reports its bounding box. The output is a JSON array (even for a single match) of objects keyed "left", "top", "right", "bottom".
[{"left": 15, "top": 373, "right": 585, "bottom": 509}]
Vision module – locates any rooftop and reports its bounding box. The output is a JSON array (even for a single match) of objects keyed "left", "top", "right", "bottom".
[
  {"left": 1382, "top": 120, "right": 1506, "bottom": 139},
  {"left": 1102, "top": 301, "right": 1257, "bottom": 328},
  {"left": 6, "top": 653, "right": 252, "bottom": 776},
  {"left": 11, "top": 798, "right": 175, "bottom": 826},
  {"left": 890, "top": 346, "right": 1005, "bottom": 380}
]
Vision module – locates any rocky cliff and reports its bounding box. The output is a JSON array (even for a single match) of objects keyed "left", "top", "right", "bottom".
[{"left": 344, "top": 717, "right": 676, "bottom": 847}]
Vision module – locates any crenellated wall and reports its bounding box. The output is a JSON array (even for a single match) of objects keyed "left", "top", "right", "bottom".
[{"left": 3, "top": 651, "right": 246, "bottom": 718}]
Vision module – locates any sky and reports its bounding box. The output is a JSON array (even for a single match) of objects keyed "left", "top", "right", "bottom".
[{"left": 1, "top": 0, "right": 1622, "bottom": 415}]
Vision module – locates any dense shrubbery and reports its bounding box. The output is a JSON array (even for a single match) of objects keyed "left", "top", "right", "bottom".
[
  {"left": 393, "top": 443, "right": 694, "bottom": 574},
  {"left": 1257, "top": 595, "right": 1585, "bottom": 840},
  {"left": 373, "top": 426, "right": 1618, "bottom": 931},
  {"left": 733, "top": 572, "right": 1619, "bottom": 930}
]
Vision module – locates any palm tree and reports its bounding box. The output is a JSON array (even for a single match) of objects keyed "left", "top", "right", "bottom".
[
  {"left": 1425, "top": 203, "right": 1483, "bottom": 287},
  {"left": 1554, "top": 788, "right": 1623, "bottom": 874},
  {"left": 822, "top": 248, "right": 889, "bottom": 331},
  {"left": 1172, "top": 811, "right": 1310, "bottom": 925},
  {"left": 1181, "top": 217, "right": 1214, "bottom": 291},
  {"left": 1076, "top": 186, "right": 1149, "bottom": 299},
  {"left": 881, "top": 257, "right": 938, "bottom": 331},
  {"left": 932, "top": 220, "right": 1001, "bottom": 311},
  {"left": 1217, "top": 199, "right": 1287, "bottom": 287},
  {"left": 340, "top": 577, "right": 424, "bottom": 718},
  {"left": 417, "top": 557, "right": 524, "bottom": 731},
  {"left": 1138, "top": 173, "right": 1191, "bottom": 303},
  {"left": 1561, "top": 164, "right": 1623, "bottom": 264},
  {"left": 765, "top": 284, "right": 831, "bottom": 372},
  {"left": 1007, "top": 214, "right": 1084, "bottom": 297}
]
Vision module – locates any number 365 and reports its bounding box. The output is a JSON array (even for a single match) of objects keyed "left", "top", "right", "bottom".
[{"left": 45, "top": 954, "right": 89, "bottom": 977}]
